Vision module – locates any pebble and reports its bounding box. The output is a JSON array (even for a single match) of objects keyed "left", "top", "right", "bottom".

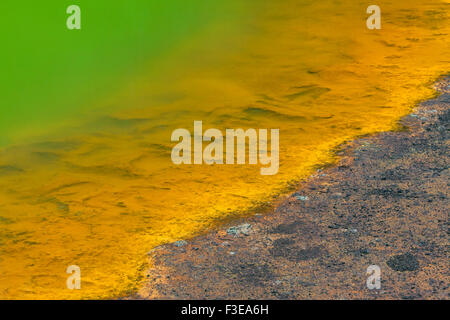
[
  {"left": 293, "top": 193, "right": 309, "bottom": 201},
  {"left": 332, "top": 192, "right": 343, "bottom": 199},
  {"left": 227, "top": 223, "right": 252, "bottom": 236},
  {"left": 174, "top": 240, "right": 188, "bottom": 247},
  {"left": 359, "top": 248, "right": 370, "bottom": 255}
]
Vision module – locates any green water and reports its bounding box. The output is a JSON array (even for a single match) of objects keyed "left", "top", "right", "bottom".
[{"left": 0, "top": 0, "right": 244, "bottom": 145}]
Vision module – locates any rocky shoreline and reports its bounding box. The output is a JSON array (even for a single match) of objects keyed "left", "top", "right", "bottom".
[{"left": 136, "top": 76, "right": 449, "bottom": 300}]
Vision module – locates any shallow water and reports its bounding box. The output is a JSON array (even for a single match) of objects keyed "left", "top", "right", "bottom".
[{"left": 0, "top": 0, "right": 449, "bottom": 299}]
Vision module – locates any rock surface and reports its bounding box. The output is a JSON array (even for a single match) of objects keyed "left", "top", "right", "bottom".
[
  {"left": 227, "top": 223, "right": 252, "bottom": 236},
  {"left": 137, "top": 77, "right": 449, "bottom": 300}
]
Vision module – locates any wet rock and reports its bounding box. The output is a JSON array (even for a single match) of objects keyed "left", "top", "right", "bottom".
[{"left": 387, "top": 253, "right": 419, "bottom": 272}]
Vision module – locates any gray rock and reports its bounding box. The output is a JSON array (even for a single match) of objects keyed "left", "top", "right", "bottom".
[
  {"left": 227, "top": 223, "right": 252, "bottom": 236},
  {"left": 293, "top": 193, "right": 309, "bottom": 201},
  {"left": 174, "top": 240, "right": 188, "bottom": 247}
]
